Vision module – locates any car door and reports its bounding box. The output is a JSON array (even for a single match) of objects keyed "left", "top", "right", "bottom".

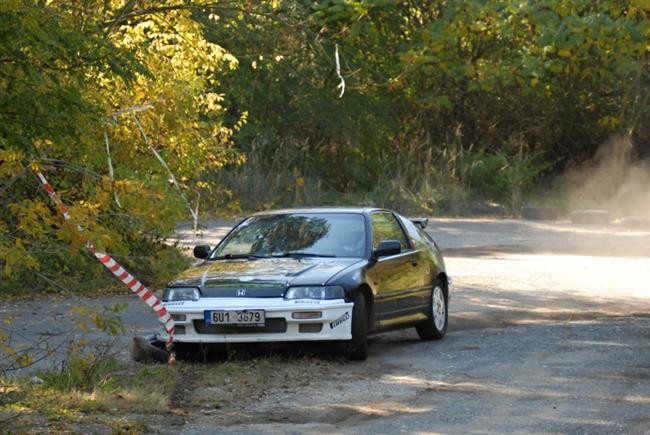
[
  {"left": 397, "top": 215, "right": 436, "bottom": 314},
  {"left": 367, "top": 211, "right": 425, "bottom": 328}
]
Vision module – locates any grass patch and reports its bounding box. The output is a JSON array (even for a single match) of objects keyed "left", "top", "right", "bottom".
[{"left": 0, "top": 360, "right": 180, "bottom": 433}]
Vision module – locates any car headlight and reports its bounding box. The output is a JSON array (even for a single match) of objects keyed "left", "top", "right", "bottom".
[
  {"left": 284, "top": 286, "right": 345, "bottom": 300},
  {"left": 163, "top": 287, "right": 200, "bottom": 301}
]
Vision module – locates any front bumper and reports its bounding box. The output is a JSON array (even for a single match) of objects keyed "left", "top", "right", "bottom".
[{"left": 159, "top": 298, "right": 353, "bottom": 343}]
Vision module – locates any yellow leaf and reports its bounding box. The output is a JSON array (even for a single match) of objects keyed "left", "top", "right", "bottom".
[
  {"left": 558, "top": 49, "right": 571, "bottom": 58},
  {"left": 631, "top": 0, "right": 650, "bottom": 12}
]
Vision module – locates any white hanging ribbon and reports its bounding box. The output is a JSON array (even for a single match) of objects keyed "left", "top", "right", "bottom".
[
  {"left": 111, "top": 101, "right": 158, "bottom": 119},
  {"left": 104, "top": 129, "right": 122, "bottom": 208},
  {"left": 335, "top": 44, "right": 345, "bottom": 98}
]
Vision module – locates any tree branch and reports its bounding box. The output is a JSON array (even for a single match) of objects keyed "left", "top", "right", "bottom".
[
  {"left": 102, "top": 1, "right": 275, "bottom": 30},
  {"left": 0, "top": 167, "right": 28, "bottom": 197}
]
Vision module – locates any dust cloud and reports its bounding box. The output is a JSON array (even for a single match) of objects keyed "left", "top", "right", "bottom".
[{"left": 563, "top": 135, "right": 650, "bottom": 220}]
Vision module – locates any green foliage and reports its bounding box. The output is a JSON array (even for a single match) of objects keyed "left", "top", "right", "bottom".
[
  {"left": 208, "top": 0, "right": 649, "bottom": 212},
  {"left": 42, "top": 344, "right": 122, "bottom": 393},
  {"left": 70, "top": 303, "right": 127, "bottom": 336},
  {"left": 1, "top": 0, "right": 649, "bottom": 298},
  {"left": 0, "top": 1, "right": 240, "bottom": 295},
  {"left": 467, "top": 138, "right": 551, "bottom": 208}
]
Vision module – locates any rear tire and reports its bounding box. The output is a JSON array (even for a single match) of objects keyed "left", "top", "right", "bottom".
[
  {"left": 416, "top": 280, "right": 447, "bottom": 340},
  {"left": 344, "top": 291, "right": 368, "bottom": 361}
]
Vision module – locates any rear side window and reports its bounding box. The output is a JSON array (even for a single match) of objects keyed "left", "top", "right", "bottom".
[
  {"left": 371, "top": 212, "right": 409, "bottom": 250},
  {"left": 398, "top": 215, "right": 427, "bottom": 249}
]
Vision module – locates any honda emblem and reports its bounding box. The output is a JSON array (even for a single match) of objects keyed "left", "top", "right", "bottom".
[{"left": 236, "top": 288, "right": 247, "bottom": 296}]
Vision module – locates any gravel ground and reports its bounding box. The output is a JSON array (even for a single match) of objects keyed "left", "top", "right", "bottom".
[{"left": 3, "top": 218, "right": 650, "bottom": 434}]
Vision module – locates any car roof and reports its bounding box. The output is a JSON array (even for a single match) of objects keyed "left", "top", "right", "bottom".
[{"left": 250, "top": 206, "right": 384, "bottom": 216}]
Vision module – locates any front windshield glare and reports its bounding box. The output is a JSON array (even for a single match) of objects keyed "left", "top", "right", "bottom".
[{"left": 212, "top": 213, "right": 366, "bottom": 259}]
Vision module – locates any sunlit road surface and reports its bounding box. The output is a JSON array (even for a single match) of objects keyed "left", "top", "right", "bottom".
[
  {"left": 3, "top": 218, "right": 650, "bottom": 434},
  {"left": 437, "top": 219, "right": 649, "bottom": 334}
]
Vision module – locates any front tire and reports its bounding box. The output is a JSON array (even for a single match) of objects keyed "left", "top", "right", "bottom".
[
  {"left": 174, "top": 342, "right": 201, "bottom": 361},
  {"left": 416, "top": 280, "right": 447, "bottom": 340},
  {"left": 344, "top": 291, "right": 368, "bottom": 361},
  {"left": 174, "top": 342, "right": 227, "bottom": 362}
]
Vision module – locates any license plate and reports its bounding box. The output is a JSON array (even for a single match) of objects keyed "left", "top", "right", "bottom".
[{"left": 204, "top": 310, "right": 265, "bottom": 325}]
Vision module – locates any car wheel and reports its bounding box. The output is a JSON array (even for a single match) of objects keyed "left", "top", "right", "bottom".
[
  {"left": 174, "top": 343, "right": 227, "bottom": 362},
  {"left": 416, "top": 280, "right": 447, "bottom": 340},
  {"left": 174, "top": 342, "right": 200, "bottom": 361},
  {"left": 344, "top": 291, "right": 368, "bottom": 361}
]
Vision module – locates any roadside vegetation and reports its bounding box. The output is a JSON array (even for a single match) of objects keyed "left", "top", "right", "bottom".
[
  {"left": 0, "top": 301, "right": 173, "bottom": 432},
  {"left": 1, "top": 0, "right": 647, "bottom": 296},
  {"left": 211, "top": 1, "right": 648, "bottom": 213},
  {"left": 1, "top": 354, "right": 178, "bottom": 433},
  {"left": 1, "top": 347, "right": 344, "bottom": 433}
]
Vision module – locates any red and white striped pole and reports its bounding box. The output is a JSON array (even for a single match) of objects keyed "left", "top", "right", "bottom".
[{"left": 34, "top": 170, "right": 175, "bottom": 363}]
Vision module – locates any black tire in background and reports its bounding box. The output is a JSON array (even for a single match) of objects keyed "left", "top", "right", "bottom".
[
  {"left": 344, "top": 291, "right": 368, "bottom": 361},
  {"left": 416, "top": 279, "right": 448, "bottom": 340},
  {"left": 131, "top": 336, "right": 168, "bottom": 363},
  {"left": 522, "top": 206, "right": 559, "bottom": 220},
  {"left": 571, "top": 209, "right": 611, "bottom": 225}
]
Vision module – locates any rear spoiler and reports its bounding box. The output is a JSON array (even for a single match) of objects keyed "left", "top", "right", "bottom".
[{"left": 409, "top": 218, "right": 428, "bottom": 229}]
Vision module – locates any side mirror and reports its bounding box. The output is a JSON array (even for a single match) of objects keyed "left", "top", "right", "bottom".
[
  {"left": 372, "top": 240, "right": 401, "bottom": 258},
  {"left": 193, "top": 245, "right": 212, "bottom": 259}
]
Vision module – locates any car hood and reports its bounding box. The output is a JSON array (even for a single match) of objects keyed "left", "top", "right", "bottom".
[{"left": 170, "top": 257, "right": 363, "bottom": 297}]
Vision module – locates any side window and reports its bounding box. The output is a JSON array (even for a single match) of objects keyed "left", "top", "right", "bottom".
[
  {"left": 398, "top": 216, "right": 427, "bottom": 249},
  {"left": 371, "top": 212, "right": 409, "bottom": 250}
]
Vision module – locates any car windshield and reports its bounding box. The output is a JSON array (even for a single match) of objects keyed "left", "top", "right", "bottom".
[{"left": 211, "top": 213, "right": 366, "bottom": 259}]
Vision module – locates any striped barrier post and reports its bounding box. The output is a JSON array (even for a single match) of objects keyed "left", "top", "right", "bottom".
[{"left": 34, "top": 170, "right": 175, "bottom": 363}]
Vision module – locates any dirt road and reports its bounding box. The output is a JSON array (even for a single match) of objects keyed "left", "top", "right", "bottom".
[{"left": 3, "top": 218, "right": 650, "bottom": 434}]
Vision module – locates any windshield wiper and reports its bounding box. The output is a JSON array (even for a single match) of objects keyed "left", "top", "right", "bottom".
[{"left": 270, "top": 252, "right": 337, "bottom": 258}]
